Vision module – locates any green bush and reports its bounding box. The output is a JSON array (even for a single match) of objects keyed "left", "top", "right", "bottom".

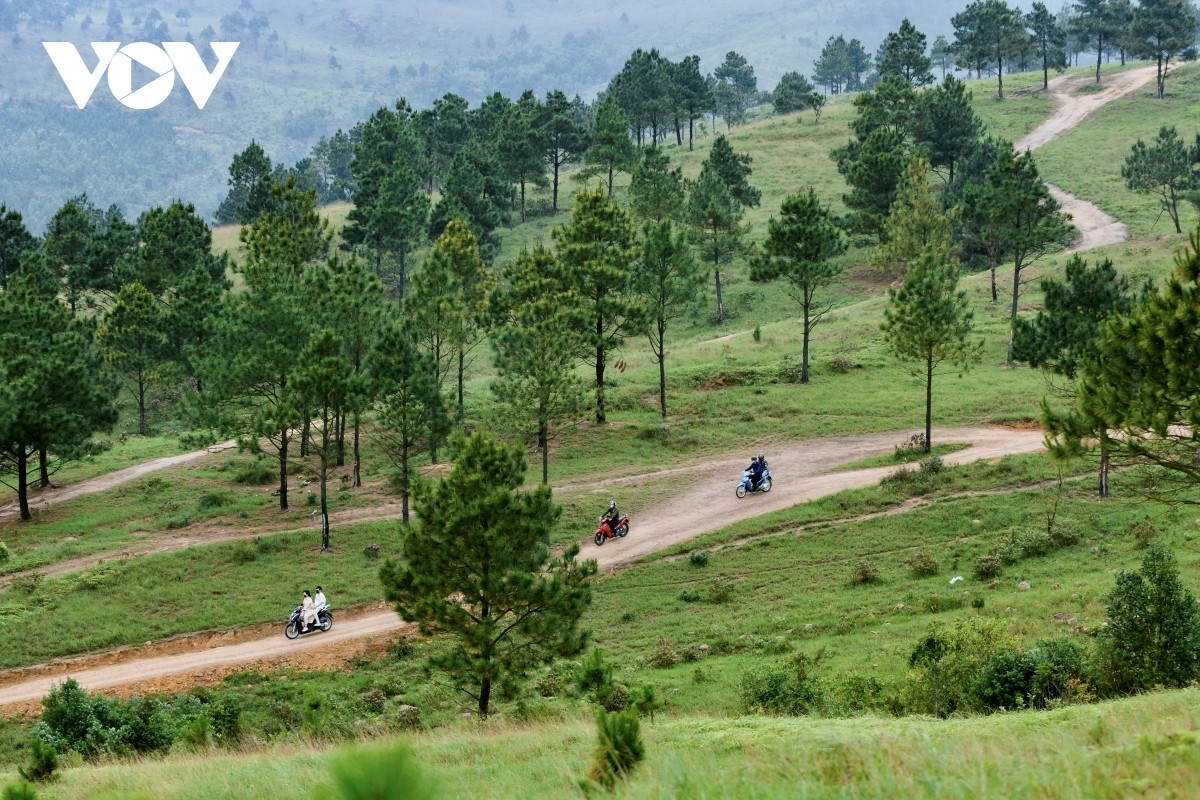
[
  {"left": 1130, "top": 519, "right": 1157, "bottom": 548},
  {"left": 737, "top": 652, "right": 823, "bottom": 715},
  {"left": 629, "top": 685, "right": 663, "bottom": 722},
  {"left": 230, "top": 542, "right": 257, "bottom": 565},
  {"left": 0, "top": 542, "right": 10, "bottom": 566},
  {"left": 325, "top": 742, "right": 436, "bottom": 800},
  {"left": 230, "top": 456, "right": 275, "bottom": 486},
  {"left": 707, "top": 578, "right": 735, "bottom": 604},
  {"left": 1094, "top": 543, "right": 1200, "bottom": 694},
  {"left": 196, "top": 492, "right": 232, "bottom": 512},
  {"left": 974, "top": 554, "right": 1003, "bottom": 579},
  {"left": 851, "top": 558, "right": 880, "bottom": 585},
  {"left": 904, "top": 617, "right": 1017, "bottom": 717},
  {"left": 2, "top": 783, "right": 38, "bottom": 800},
  {"left": 678, "top": 588, "right": 701, "bottom": 603},
  {"left": 576, "top": 649, "right": 615, "bottom": 704},
  {"left": 17, "top": 737, "right": 56, "bottom": 783},
  {"left": 1029, "top": 637, "right": 1089, "bottom": 707},
  {"left": 688, "top": 550, "right": 710, "bottom": 568},
  {"left": 585, "top": 709, "right": 645, "bottom": 791},
  {"left": 972, "top": 649, "right": 1036, "bottom": 710},
  {"left": 647, "top": 638, "right": 679, "bottom": 669},
  {"left": 821, "top": 670, "right": 892, "bottom": 716},
  {"left": 919, "top": 456, "right": 944, "bottom": 476},
  {"left": 904, "top": 551, "right": 940, "bottom": 578}
]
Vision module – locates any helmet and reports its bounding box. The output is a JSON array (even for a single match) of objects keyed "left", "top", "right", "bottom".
[
  {"left": 609, "top": 500, "right": 616, "bottom": 509},
  {"left": 758, "top": 453, "right": 764, "bottom": 461}
]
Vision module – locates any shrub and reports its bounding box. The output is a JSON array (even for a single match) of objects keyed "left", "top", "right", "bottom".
[
  {"left": 678, "top": 588, "right": 701, "bottom": 603},
  {"left": 17, "top": 737, "right": 56, "bottom": 783},
  {"left": 904, "top": 551, "right": 939, "bottom": 578},
  {"left": 629, "top": 685, "right": 663, "bottom": 722},
  {"left": 851, "top": 558, "right": 880, "bottom": 585},
  {"left": 603, "top": 683, "right": 630, "bottom": 712},
  {"left": 894, "top": 433, "right": 927, "bottom": 460},
  {"left": 585, "top": 710, "right": 645, "bottom": 791},
  {"left": 327, "top": 742, "right": 436, "bottom": 800},
  {"left": 619, "top": 610, "right": 636, "bottom": 623},
  {"left": 924, "top": 594, "right": 965, "bottom": 614},
  {"left": 1029, "top": 637, "right": 1088, "bottom": 708},
  {"left": 647, "top": 638, "right": 679, "bottom": 669},
  {"left": 973, "top": 554, "right": 1003, "bottom": 579},
  {"left": 1130, "top": 520, "right": 1157, "bottom": 548},
  {"left": 688, "top": 550, "right": 710, "bottom": 568},
  {"left": 998, "top": 530, "right": 1053, "bottom": 563},
  {"left": 230, "top": 542, "right": 257, "bottom": 565},
  {"left": 904, "top": 617, "right": 1017, "bottom": 717},
  {"left": 11, "top": 573, "right": 42, "bottom": 595},
  {"left": 576, "top": 649, "right": 615, "bottom": 701},
  {"left": 230, "top": 457, "right": 275, "bottom": 486},
  {"left": 737, "top": 652, "right": 822, "bottom": 715},
  {"left": 2, "top": 783, "right": 38, "bottom": 800},
  {"left": 919, "top": 456, "right": 944, "bottom": 476},
  {"left": 707, "top": 578, "right": 735, "bottom": 604},
  {"left": 821, "top": 670, "right": 891, "bottom": 716},
  {"left": 972, "top": 649, "right": 1036, "bottom": 710},
  {"left": 362, "top": 542, "right": 380, "bottom": 560},
  {"left": 196, "top": 492, "right": 232, "bottom": 512},
  {"left": 162, "top": 513, "right": 193, "bottom": 530},
  {"left": 1094, "top": 543, "right": 1200, "bottom": 694},
  {"left": 971, "top": 595, "right": 985, "bottom": 609},
  {"left": 826, "top": 355, "right": 854, "bottom": 374},
  {"left": 0, "top": 542, "right": 10, "bottom": 566},
  {"left": 300, "top": 686, "right": 328, "bottom": 736},
  {"left": 752, "top": 324, "right": 762, "bottom": 343}
]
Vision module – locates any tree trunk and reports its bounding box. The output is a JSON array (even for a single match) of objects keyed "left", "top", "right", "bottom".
[
  {"left": 552, "top": 160, "right": 560, "bottom": 212},
  {"left": 606, "top": 163, "right": 614, "bottom": 199},
  {"left": 137, "top": 374, "right": 148, "bottom": 436},
  {"left": 1007, "top": 260, "right": 1022, "bottom": 366},
  {"left": 924, "top": 353, "right": 934, "bottom": 453},
  {"left": 457, "top": 350, "right": 466, "bottom": 420},
  {"left": 1042, "top": 53, "right": 1049, "bottom": 91},
  {"left": 38, "top": 444, "right": 49, "bottom": 489},
  {"left": 352, "top": 409, "right": 362, "bottom": 488},
  {"left": 17, "top": 447, "right": 30, "bottom": 521},
  {"left": 319, "top": 441, "right": 330, "bottom": 551},
  {"left": 278, "top": 434, "right": 289, "bottom": 511},
  {"left": 1099, "top": 432, "right": 1110, "bottom": 498},
  {"left": 997, "top": 57, "right": 1004, "bottom": 100},
  {"left": 594, "top": 332, "right": 606, "bottom": 424},
  {"left": 539, "top": 409, "right": 549, "bottom": 485},
  {"left": 478, "top": 676, "right": 491, "bottom": 718},
  {"left": 519, "top": 176, "right": 527, "bottom": 223},
  {"left": 688, "top": 114, "right": 695, "bottom": 150},
  {"left": 990, "top": 264, "right": 998, "bottom": 303},
  {"left": 335, "top": 409, "right": 346, "bottom": 467},
  {"left": 300, "top": 418, "right": 310, "bottom": 457},
  {"left": 1095, "top": 38, "right": 1103, "bottom": 83},
  {"left": 658, "top": 316, "right": 668, "bottom": 418},
  {"left": 714, "top": 267, "right": 724, "bottom": 323},
  {"left": 801, "top": 301, "right": 811, "bottom": 384},
  {"left": 401, "top": 441, "right": 410, "bottom": 524},
  {"left": 398, "top": 249, "right": 408, "bottom": 303}
]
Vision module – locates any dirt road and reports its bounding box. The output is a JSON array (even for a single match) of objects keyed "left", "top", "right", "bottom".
[
  {"left": 0, "top": 425, "right": 1044, "bottom": 708},
  {"left": 0, "top": 440, "right": 238, "bottom": 522},
  {"left": 1015, "top": 65, "right": 1158, "bottom": 253}
]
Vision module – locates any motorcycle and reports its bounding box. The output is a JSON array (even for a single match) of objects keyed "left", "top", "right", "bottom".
[
  {"left": 735, "top": 467, "right": 772, "bottom": 498},
  {"left": 284, "top": 604, "right": 333, "bottom": 639},
  {"left": 594, "top": 514, "right": 629, "bottom": 546}
]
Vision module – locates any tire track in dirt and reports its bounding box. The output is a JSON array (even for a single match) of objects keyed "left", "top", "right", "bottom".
[{"left": 0, "top": 426, "right": 1044, "bottom": 708}]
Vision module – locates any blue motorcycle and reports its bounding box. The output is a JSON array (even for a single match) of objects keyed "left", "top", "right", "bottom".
[{"left": 735, "top": 467, "right": 772, "bottom": 498}]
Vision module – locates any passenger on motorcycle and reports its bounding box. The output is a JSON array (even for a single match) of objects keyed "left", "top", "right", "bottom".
[
  {"left": 301, "top": 589, "right": 315, "bottom": 632},
  {"left": 747, "top": 456, "right": 764, "bottom": 489},
  {"left": 602, "top": 500, "right": 621, "bottom": 531},
  {"left": 314, "top": 586, "right": 327, "bottom": 615}
]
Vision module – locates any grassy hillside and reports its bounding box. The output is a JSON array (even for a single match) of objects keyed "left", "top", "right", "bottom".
[{"left": 6, "top": 60, "right": 1200, "bottom": 800}]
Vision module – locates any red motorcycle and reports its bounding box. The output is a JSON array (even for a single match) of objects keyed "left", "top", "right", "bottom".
[{"left": 594, "top": 514, "right": 629, "bottom": 546}]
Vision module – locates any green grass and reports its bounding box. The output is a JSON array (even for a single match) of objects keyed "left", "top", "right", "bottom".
[
  {"left": 832, "top": 442, "right": 971, "bottom": 471},
  {"left": 15, "top": 688, "right": 1200, "bottom": 799}
]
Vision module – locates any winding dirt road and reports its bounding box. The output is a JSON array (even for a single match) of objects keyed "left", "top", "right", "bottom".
[
  {"left": 0, "top": 426, "right": 1044, "bottom": 708},
  {"left": 1015, "top": 65, "right": 1158, "bottom": 253},
  {"left": 3, "top": 68, "right": 1156, "bottom": 709}
]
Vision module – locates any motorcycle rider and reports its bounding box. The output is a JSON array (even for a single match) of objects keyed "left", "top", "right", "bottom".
[
  {"left": 602, "top": 500, "right": 621, "bottom": 533},
  {"left": 301, "top": 589, "right": 315, "bottom": 633},
  {"left": 314, "top": 585, "right": 327, "bottom": 620},
  {"left": 747, "top": 455, "right": 764, "bottom": 490}
]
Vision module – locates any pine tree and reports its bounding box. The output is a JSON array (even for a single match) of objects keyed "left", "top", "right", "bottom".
[
  {"left": 970, "top": 144, "right": 1074, "bottom": 363},
  {"left": 379, "top": 431, "right": 596, "bottom": 718},
  {"left": 0, "top": 275, "right": 116, "bottom": 519},
  {"left": 371, "top": 320, "right": 450, "bottom": 524},
  {"left": 1121, "top": 125, "right": 1197, "bottom": 234},
  {"left": 751, "top": 189, "right": 847, "bottom": 384},
  {"left": 552, "top": 190, "right": 644, "bottom": 424},
  {"left": 1129, "top": 0, "right": 1198, "bottom": 99},
  {"left": 636, "top": 220, "right": 706, "bottom": 417},
  {"left": 628, "top": 146, "right": 687, "bottom": 223},
  {"left": 882, "top": 246, "right": 982, "bottom": 452},
  {"left": 497, "top": 90, "right": 547, "bottom": 223},
  {"left": 687, "top": 165, "right": 745, "bottom": 324},
  {"left": 1027, "top": 2, "right": 1068, "bottom": 90},
  {"left": 542, "top": 90, "right": 589, "bottom": 213},
  {"left": 0, "top": 205, "right": 36, "bottom": 291},
  {"left": 911, "top": 76, "right": 983, "bottom": 185},
  {"left": 877, "top": 18, "right": 935, "bottom": 86},
  {"left": 292, "top": 328, "right": 351, "bottom": 550},
  {"left": 876, "top": 156, "right": 957, "bottom": 279},
  {"left": 492, "top": 245, "right": 587, "bottom": 483},
  {"left": 96, "top": 282, "right": 169, "bottom": 436},
  {"left": 580, "top": 96, "right": 637, "bottom": 199}
]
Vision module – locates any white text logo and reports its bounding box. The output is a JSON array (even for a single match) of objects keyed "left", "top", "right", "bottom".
[{"left": 43, "top": 42, "right": 239, "bottom": 110}]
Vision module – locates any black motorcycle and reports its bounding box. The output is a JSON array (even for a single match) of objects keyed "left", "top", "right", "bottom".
[{"left": 284, "top": 604, "right": 333, "bottom": 639}]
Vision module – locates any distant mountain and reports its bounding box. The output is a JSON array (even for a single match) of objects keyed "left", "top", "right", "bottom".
[{"left": 0, "top": 0, "right": 976, "bottom": 232}]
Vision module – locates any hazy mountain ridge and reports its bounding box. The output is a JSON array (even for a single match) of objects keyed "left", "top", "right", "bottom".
[{"left": 1, "top": 0, "right": 970, "bottom": 231}]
